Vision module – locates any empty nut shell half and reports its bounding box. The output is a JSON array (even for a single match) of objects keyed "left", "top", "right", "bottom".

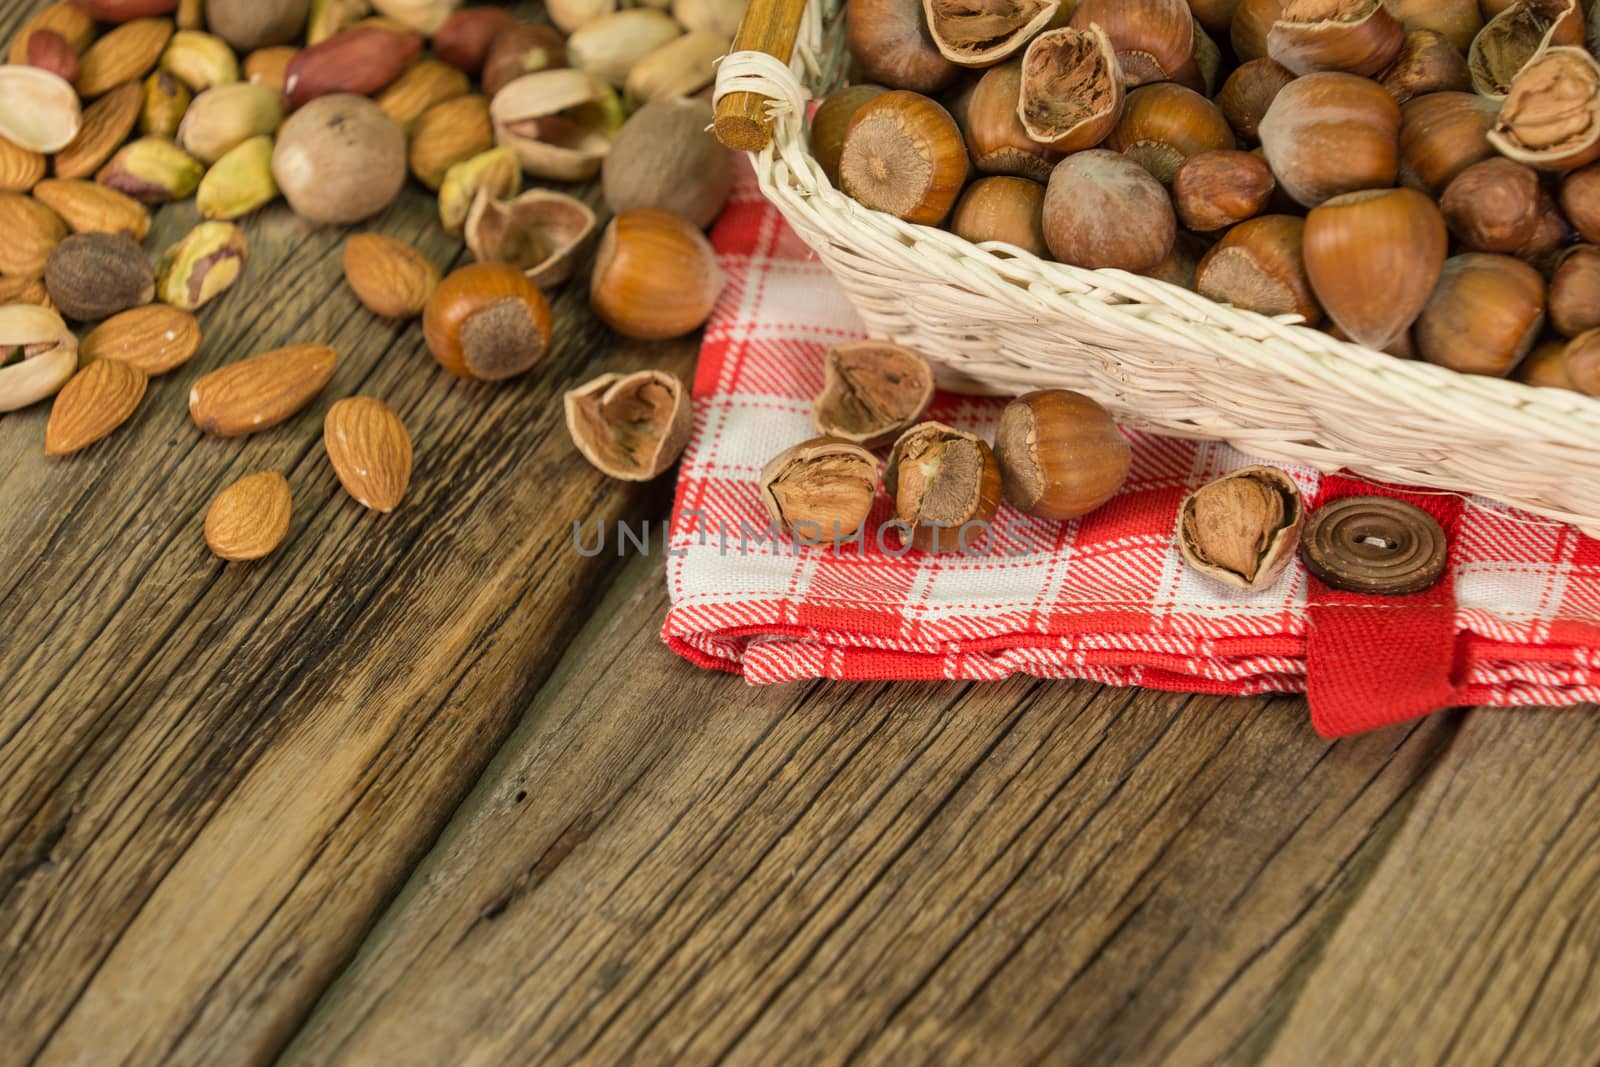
[
  {"left": 922, "top": 0, "right": 1060, "bottom": 66},
  {"left": 1486, "top": 46, "right": 1600, "bottom": 172},
  {"left": 564, "top": 369, "right": 693, "bottom": 482},
  {"left": 812, "top": 341, "right": 935, "bottom": 448},
  {"left": 1017, "top": 25, "right": 1124, "bottom": 153},
  {"left": 1177, "top": 465, "right": 1304, "bottom": 590},
  {"left": 464, "top": 188, "right": 597, "bottom": 288},
  {"left": 1301, "top": 496, "right": 1448, "bottom": 595},
  {"left": 760, "top": 437, "right": 879, "bottom": 543}
]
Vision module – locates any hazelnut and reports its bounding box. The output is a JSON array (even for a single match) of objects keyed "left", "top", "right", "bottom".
[
  {"left": 922, "top": 0, "right": 1060, "bottom": 67},
  {"left": 963, "top": 60, "right": 1058, "bottom": 180},
  {"left": 993, "top": 389, "right": 1129, "bottom": 520},
  {"left": 1386, "top": 0, "right": 1482, "bottom": 51},
  {"left": 1143, "top": 231, "right": 1207, "bottom": 290},
  {"left": 1042, "top": 150, "right": 1175, "bottom": 272},
  {"left": 1190, "top": 0, "right": 1244, "bottom": 35},
  {"left": 1560, "top": 162, "right": 1600, "bottom": 242},
  {"left": 1195, "top": 215, "right": 1320, "bottom": 324},
  {"left": 1267, "top": 0, "right": 1404, "bottom": 76},
  {"left": 883, "top": 421, "right": 1003, "bottom": 552},
  {"left": 1230, "top": 0, "right": 1287, "bottom": 61},
  {"left": 1378, "top": 29, "right": 1472, "bottom": 103},
  {"left": 433, "top": 7, "right": 520, "bottom": 76},
  {"left": 1548, "top": 245, "right": 1600, "bottom": 337},
  {"left": 1440, "top": 157, "right": 1551, "bottom": 254},
  {"left": 1172, "top": 149, "right": 1275, "bottom": 231},
  {"left": 839, "top": 90, "right": 968, "bottom": 226},
  {"left": 812, "top": 340, "right": 936, "bottom": 447},
  {"left": 1303, "top": 187, "right": 1446, "bottom": 349},
  {"left": 846, "top": 0, "right": 960, "bottom": 94},
  {"left": 1468, "top": 0, "right": 1584, "bottom": 99},
  {"left": 271, "top": 94, "right": 406, "bottom": 225},
  {"left": 1487, "top": 46, "right": 1600, "bottom": 172},
  {"left": 1177, "top": 465, "right": 1305, "bottom": 590},
  {"left": 1513, "top": 337, "right": 1580, "bottom": 391},
  {"left": 422, "top": 262, "right": 553, "bottom": 381},
  {"left": 480, "top": 22, "right": 568, "bottom": 96},
  {"left": 44, "top": 233, "right": 155, "bottom": 322},
  {"left": 948, "top": 175, "right": 1049, "bottom": 258},
  {"left": 759, "top": 437, "right": 880, "bottom": 543},
  {"left": 590, "top": 208, "right": 726, "bottom": 340},
  {"left": 1105, "top": 82, "right": 1235, "bottom": 184},
  {"left": 1414, "top": 253, "right": 1546, "bottom": 376},
  {"left": 603, "top": 97, "right": 732, "bottom": 230},
  {"left": 1258, "top": 72, "right": 1400, "bottom": 206},
  {"left": 1068, "top": 0, "right": 1195, "bottom": 87},
  {"left": 564, "top": 369, "right": 692, "bottom": 481},
  {"left": 1397, "top": 90, "right": 1498, "bottom": 195},
  {"left": 205, "top": 0, "right": 310, "bottom": 50},
  {"left": 1563, "top": 329, "right": 1600, "bottom": 395},
  {"left": 1017, "top": 26, "right": 1124, "bottom": 155},
  {"left": 1216, "top": 57, "right": 1295, "bottom": 142},
  {"left": 811, "top": 84, "right": 888, "bottom": 187}
]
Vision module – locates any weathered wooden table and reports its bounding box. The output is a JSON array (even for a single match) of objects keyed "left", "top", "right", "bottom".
[{"left": 6, "top": 33, "right": 1600, "bottom": 1067}]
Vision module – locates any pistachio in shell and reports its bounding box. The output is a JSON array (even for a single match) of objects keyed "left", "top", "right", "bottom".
[
  {"left": 812, "top": 341, "right": 936, "bottom": 448},
  {"left": 0, "top": 303, "right": 78, "bottom": 412},
  {"left": 44, "top": 233, "right": 156, "bottom": 322},
  {"left": 601, "top": 97, "right": 732, "bottom": 230},
  {"left": 465, "top": 187, "right": 598, "bottom": 288},
  {"left": 490, "top": 69, "right": 624, "bottom": 182},
  {"left": 271, "top": 93, "right": 406, "bottom": 225}
]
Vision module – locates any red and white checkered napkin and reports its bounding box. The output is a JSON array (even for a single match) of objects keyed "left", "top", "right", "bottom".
[{"left": 662, "top": 163, "right": 1600, "bottom": 736}]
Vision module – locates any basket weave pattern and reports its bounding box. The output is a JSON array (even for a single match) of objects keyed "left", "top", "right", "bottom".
[{"left": 711, "top": 4, "right": 1600, "bottom": 536}]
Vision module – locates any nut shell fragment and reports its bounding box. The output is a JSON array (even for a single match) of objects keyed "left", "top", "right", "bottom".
[
  {"left": 761, "top": 437, "right": 880, "bottom": 542},
  {"left": 1177, "top": 465, "right": 1304, "bottom": 590},
  {"left": 465, "top": 188, "right": 597, "bottom": 288},
  {"left": 1018, "top": 26, "right": 1124, "bottom": 152},
  {"left": 811, "top": 341, "right": 935, "bottom": 448},
  {"left": 1487, "top": 47, "right": 1600, "bottom": 172},
  {"left": 564, "top": 370, "right": 693, "bottom": 481},
  {"left": 922, "top": 0, "right": 1061, "bottom": 67},
  {"left": 884, "top": 421, "right": 1003, "bottom": 553}
]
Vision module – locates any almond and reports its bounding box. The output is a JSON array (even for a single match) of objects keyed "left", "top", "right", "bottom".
[
  {"left": 408, "top": 94, "right": 493, "bottom": 190},
  {"left": 45, "top": 358, "right": 148, "bottom": 455},
  {"left": 324, "top": 396, "right": 412, "bottom": 512},
  {"left": 8, "top": 2, "right": 96, "bottom": 66},
  {"left": 283, "top": 26, "right": 423, "bottom": 109},
  {"left": 204, "top": 470, "right": 292, "bottom": 561},
  {"left": 188, "top": 342, "right": 337, "bottom": 436},
  {"left": 32, "top": 178, "right": 151, "bottom": 239},
  {"left": 375, "top": 59, "right": 469, "bottom": 130},
  {"left": 243, "top": 46, "right": 297, "bottom": 92},
  {"left": 343, "top": 233, "right": 439, "bottom": 318},
  {"left": 77, "top": 0, "right": 182, "bottom": 22},
  {"left": 0, "top": 276, "right": 54, "bottom": 308},
  {"left": 55, "top": 82, "right": 144, "bottom": 180},
  {"left": 77, "top": 17, "right": 175, "bottom": 98},
  {"left": 0, "top": 193, "right": 68, "bottom": 278},
  {"left": 0, "top": 137, "right": 47, "bottom": 193},
  {"left": 81, "top": 303, "right": 200, "bottom": 373}
]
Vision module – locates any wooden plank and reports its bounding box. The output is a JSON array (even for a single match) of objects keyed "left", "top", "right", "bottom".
[
  {"left": 285, "top": 553, "right": 1466, "bottom": 1066},
  {"left": 0, "top": 163, "right": 697, "bottom": 1063}
]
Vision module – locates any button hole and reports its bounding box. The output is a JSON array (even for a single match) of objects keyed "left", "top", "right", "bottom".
[{"left": 1357, "top": 535, "right": 1396, "bottom": 549}]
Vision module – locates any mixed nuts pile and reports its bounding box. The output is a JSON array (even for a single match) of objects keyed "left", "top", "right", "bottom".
[
  {"left": 821, "top": 0, "right": 1600, "bottom": 387},
  {"left": 0, "top": 0, "right": 743, "bottom": 561}
]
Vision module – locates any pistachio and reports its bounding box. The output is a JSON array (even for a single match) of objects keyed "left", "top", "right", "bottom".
[
  {"left": 438, "top": 146, "right": 520, "bottom": 235},
  {"left": 0, "top": 302, "right": 78, "bottom": 412},
  {"left": 156, "top": 220, "right": 248, "bottom": 310},
  {"left": 624, "top": 29, "right": 728, "bottom": 105},
  {"left": 161, "top": 29, "right": 242, "bottom": 90},
  {"left": 307, "top": 0, "right": 371, "bottom": 43},
  {"left": 97, "top": 137, "right": 206, "bottom": 203},
  {"left": 491, "top": 69, "right": 625, "bottom": 181},
  {"left": 178, "top": 82, "right": 285, "bottom": 163},
  {"left": 465, "top": 188, "right": 598, "bottom": 286},
  {"left": 44, "top": 233, "right": 156, "bottom": 322},
  {"left": 197, "top": 135, "right": 279, "bottom": 220},
  {"left": 370, "top": 0, "right": 458, "bottom": 34},
  {"left": 0, "top": 67, "right": 82, "bottom": 154},
  {"left": 567, "top": 9, "right": 682, "bottom": 87},
  {"left": 140, "top": 69, "right": 193, "bottom": 138}
]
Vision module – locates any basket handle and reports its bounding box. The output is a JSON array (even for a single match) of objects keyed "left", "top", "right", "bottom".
[{"left": 712, "top": 0, "right": 810, "bottom": 151}]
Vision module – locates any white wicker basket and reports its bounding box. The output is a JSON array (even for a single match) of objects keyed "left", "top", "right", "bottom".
[{"left": 710, "top": 0, "right": 1600, "bottom": 536}]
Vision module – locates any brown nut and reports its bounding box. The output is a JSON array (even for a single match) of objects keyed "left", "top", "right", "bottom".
[
  {"left": 602, "top": 96, "right": 732, "bottom": 230},
  {"left": 1468, "top": 0, "right": 1582, "bottom": 99},
  {"left": 1258, "top": 71, "right": 1400, "bottom": 206},
  {"left": 408, "top": 94, "right": 492, "bottom": 190},
  {"left": 589, "top": 208, "right": 726, "bottom": 340},
  {"left": 8, "top": 2, "right": 95, "bottom": 65},
  {"left": 1487, "top": 46, "right": 1600, "bottom": 172},
  {"left": 480, "top": 22, "right": 568, "bottom": 96},
  {"left": 80, "top": 303, "right": 200, "bottom": 374},
  {"left": 760, "top": 437, "right": 880, "bottom": 543},
  {"left": 1378, "top": 28, "right": 1471, "bottom": 103},
  {"left": 1267, "top": 0, "right": 1404, "bottom": 76},
  {"left": 962, "top": 59, "right": 1058, "bottom": 180},
  {"left": 190, "top": 342, "right": 335, "bottom": 435},
  {"left": 244, "top": 46, "right": 297, "bottom": 91},
  {"left": 283, "top": 25, "right": 422, "bottom": 108},
  {"left": 376, "top": 60, "right": 470, "bottom": 130},
  {"left": 1548, "top": 245, "right": 1600, "bottom": 337},
  {"left": 1303, "top": 187, "right": 1447, "bottom": 350},
  {"left": 884, "top": 421, "right": 1003, "bottom": 552},
  {"left": 1230, "top": 0, "right": 1286, "bottom": 61},
  {"left": 44, "top": 233, "right": 155, "bottom": 321},
  {"left": 1513, "top": 337, "right": 1580, "bottom": 391},
  {"left": 1177, "top": 465, "right": 1305, "bottom": 590},
  {"left": 1105, "top": 82, "right": 1235, "bottom": 185},
  {"left": 846, "top": 0, "right": 960, "bottom": 94},
  {"left": 922, "top": 0, "right": 1058, "bottom": 67},
  {"left": 1560, "top": 162, "right": 1600, "bottom": 243},
  {"left": 422, "top": 262, "right": 552, "bottom": 381},
  {"left": 564, "top": 370, "right": 693, "bottom": 482},
  {"left": 1069, "top": 0, "right": 1194, "bottom": 86},
  {"left": 1143, "top": 230, "right": 1206, "bottom": 289},
  {"left": 1042, "top": 149, "right": 1176, "bottom": 272},
  {"left": 1397, "top": 90, "right": 1498, "bottom": 195},
  {"left": 1385, "top": 0, "right": 1481, "bottom": 52},
  {"left": 343, "top": 232, "right": 439, "bottom": 318},
  {"left": 1216, "top": 57, "right": 1295, "bottom": 142},
  {"left": 465, "top": 188, "right": 597, "bottom": 288},
  {"left": 0, "top": 192, "right": 68, "bottom": 278},
  {"left": 204, "top": 471, "right": 292, "bottom": 562},
  {"left": 1414, "top": 252, "right": 1545, "bottom": 375},
  {"left": 811, "top": 84, "right": 889, "bottom": 187},
  {"left": 45, "top": 359, "right": 147, "bottom": 456},
  {"left": 812, "top": 340, "right": 936, "bottom": 447},
  {"left": 994, "top": 388, "right": 1129, "bottom": 521},
  {"left": 839, "top": 90, "right": 968, "bottom": 226},
  {"left": 948, "top": 175, "right": 1049, "bottom": 258},
  {"left": 1017, "top": 26, "right": 1124, "bottom": 155},
  {"left": 77, "top": 17, "right": 174, "bottom": 98},
  {"left": 272, "top": 94, "right": 406, "bottom": 225},
  {"left": 1172, "top": 149, "right": 1275, "bottom": 231},
  {"left": 0, "top": 138, "right": 47, "bottom": 194},
  {"left": 1563, "top": 329, "right": 1600, "bottom": 395},
  {"left": 433, "top": 6, "right": 519, "bottom": 74},
  {"left": 206, "top": 0, "right": 313, "bottom": 51},
  {"left": 1195, "top": 214, "right": 1320, "bottom": 324},
  {"left": 32, "top": 178, "right": 151, "bottom": 240},
  {"left": 323, "top": 396, "right": 412, "bottom": 513},
  {"left": 1440, "top": 157, "right": 1552, "bottom": 254}
]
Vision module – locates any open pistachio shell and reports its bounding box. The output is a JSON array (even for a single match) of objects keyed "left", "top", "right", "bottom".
[
  {"left": 490, "top": 69, "right": 624, "bottom": 181},
  {"left": 0, "top": 66, "right": 82, "bottom": 153},
  {"left": 0, "top": 303, "right": 79, "bottom": 411},
  {"left": 464, "top": 187, "right": 598, "bottom": 288}
]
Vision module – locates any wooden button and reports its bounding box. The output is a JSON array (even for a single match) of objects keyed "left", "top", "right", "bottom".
[{"left": 1301, "top": 496, "right": 1448, "bottom": 595}]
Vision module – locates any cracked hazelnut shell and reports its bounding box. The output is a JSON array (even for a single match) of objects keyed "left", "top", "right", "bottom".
[
  {"left": 564, "top": 369, "right": 692, "bottom": 481},
  {"left": 760, "top": 437, "right": 879, "bottom": 543},
  {"left": 812, "top": 340, "right": 936, "bottom": 447},
  {"left": 884, "top": 421, "right": 1003, "bottom": 552},
  {"left": 1017, "top": 25, "right": 1124, "bottom": 154}
]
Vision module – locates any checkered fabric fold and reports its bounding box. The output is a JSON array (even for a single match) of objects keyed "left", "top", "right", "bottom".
[{"left": 662, "top": 162, "right": 1600, "bottom": 735}]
